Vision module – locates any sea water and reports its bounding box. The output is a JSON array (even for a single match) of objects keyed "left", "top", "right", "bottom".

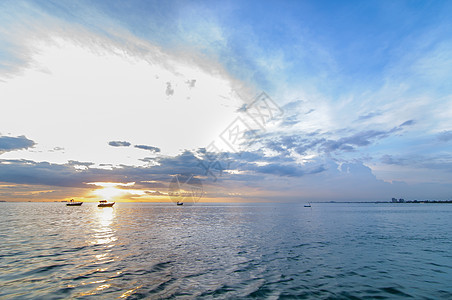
[{"left": 0, "top": 202, "right": 451, "bottom": 299}]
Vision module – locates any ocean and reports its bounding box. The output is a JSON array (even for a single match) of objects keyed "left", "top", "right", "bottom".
[{"left": 1, "top": 202, "right": 451, "bottom": 299}]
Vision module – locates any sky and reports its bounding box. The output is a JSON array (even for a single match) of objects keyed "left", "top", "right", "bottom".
[{"left": 1, "top": 0, "right": 451, "bottom": 202}]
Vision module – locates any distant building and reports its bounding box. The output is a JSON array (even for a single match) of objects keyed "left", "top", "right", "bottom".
[
  {"left": 391, "top": 198, "right": 398, "bottom": 203},
  {"left": 398, "top": 198, "right": 405, "bottom": 203}
]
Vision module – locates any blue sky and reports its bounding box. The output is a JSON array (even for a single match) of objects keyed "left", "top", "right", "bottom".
[{"left": 0, "top": 0, "right": 451, "bottom": 202}]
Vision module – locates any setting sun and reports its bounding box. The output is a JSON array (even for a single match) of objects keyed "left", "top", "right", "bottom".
[
  {"left": 89, "top": 182, "right": 139, "bottom": 201},
  {"left": 93, "top": 186, "right": 123, "bottom": 200},
  {"left": 88, "top": 182, "right": 151, "bottom": 201}
]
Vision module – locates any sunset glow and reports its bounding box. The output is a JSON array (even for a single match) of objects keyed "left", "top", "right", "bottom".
[{"left": 1, "top": 0, "right": 451, "bottom": 203}]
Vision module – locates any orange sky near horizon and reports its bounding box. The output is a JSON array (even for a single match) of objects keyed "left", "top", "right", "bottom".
[{"left": 0, "top": 181, "right": 262, "bottom": 203}]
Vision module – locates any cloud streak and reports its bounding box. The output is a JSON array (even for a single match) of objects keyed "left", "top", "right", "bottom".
[
  {"left": 134, "top": 145, "right": 161, "bottom": 152},
  {"left": 108, "top": 141, "right": 131, "bottom": 147}
]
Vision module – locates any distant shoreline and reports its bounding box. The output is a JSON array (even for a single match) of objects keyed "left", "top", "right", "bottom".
[
  {"left": 0, "top": 200, "right": 451, "bottom": 204},
  {"left": 317, "top": 200, "right": 452, "bottom": 204}
]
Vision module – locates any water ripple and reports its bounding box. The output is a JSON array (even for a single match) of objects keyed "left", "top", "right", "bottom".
[{"left": 1, "top": 202, "right": 451, "bottom": 299}]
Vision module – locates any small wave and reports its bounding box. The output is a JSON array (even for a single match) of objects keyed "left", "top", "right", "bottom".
[
  {"left": 61, "top": 245, "right": 88, "bottom": 253},
  {"left": 147, "top": 277, "right": 177, "bottom": 294},
  {"left": 197, "top": 284, "right": 235, "bottom": 297},
  {"left": 380, "top": 286, "right": 413, "bottom": 297},
  {"left": 0, "top": 250, "right": 27, "bottom": 258},
  {"left": 246, "top": 285, "right": 274, "bottom": 298},
  {"left": 150, "top": 260, "right": 174, "bottom": 272},
  {"left": 23, "top": 263, "right": 69, "bottom": 276}
]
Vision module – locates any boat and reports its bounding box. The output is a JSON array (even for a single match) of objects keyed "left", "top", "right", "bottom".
[
  {"left": 98, "top": 200, "right": 115, "bottom": 207},
  {"left": 176, "top": 201, "right": 183, "bottom": 206},
  {"left": 304, "top": 203, "right": 311, "bottom": 207},
  {"left": 66, "top": 199, "right": 83, "bottom": 206}
]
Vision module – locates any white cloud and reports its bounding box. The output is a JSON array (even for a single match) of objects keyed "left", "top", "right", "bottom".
[{"left": 0, "top": 26, "right": 246, "bottom": 166}]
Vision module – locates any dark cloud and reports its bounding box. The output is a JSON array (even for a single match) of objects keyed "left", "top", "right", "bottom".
[
  {"left": 256, "top": 163, "right": 305, "bottom": 177},
  {"left": 217, "top": 150, "right": 325, "bottom": 178},
  {"left": 68, "top": 160, "right": 94, "bottom": 167},
  {"left": 0, "top": 158, "right": 175, "bottom": 188},
  {"left": 381, "top": 154, "right": 452, "bottom": 171},
  {"left": 357, "top": 111, "right": 382, "bottom": 121},
  {"left": 0, "top": 159, "right": 92, "bottom": 187},
  {"left": 134, "top": 145, "right": 161, "bottom": 152},
  {"left": 264, "top": 139, "right": 289, "bottom": 153},
  {"left": 381, "top": 154, "right": 404, "bottom": 165},
  {"left": 294, "top": 139, "right": 325, "bottom": 155},
  {"left": 438, "top": 130, "right": 452, "bottom": 142},
  {"left": 400, "top": 120, "right": 415, "bottom": 127},
  {"left": 282, "top": 100, "right": 303, "bottom": 112},
  {"left": 166, "top": 82, "right": 174, "bottom": 96},
  {"left": 249, "top": 163, "right": 325, "bottom": 177},
  {"left": 0, "top": 158, "right": 165, "bottom": 188},
  {"left": 279, "top": 100, "right": 309, "bottom": 127},
  {"left": 108, "top": 141, "right": 131, "bottom": 147},
  {"left": 153, "top": 150, "right": 204, "bottom": 175},
  {"left": 1, "top": 145, "right": 449, "bottom": 202},
  {"left": 139, "top": 157, "right": 157, "bottom": 163},
  {"left": 322, "top": 130, "right": 391, "bottom": 152},
  {"left": 280, "top": 115, "right": 299, "bottom": 127},
  {"left": 0, "top": 135, "right": 35, "bottom": 153},
  {"left": 261, "top": 124, "right": 406, "bottom": 157},
  {"left": 185, "top": 79, "right": 196, "bottom": 88}
]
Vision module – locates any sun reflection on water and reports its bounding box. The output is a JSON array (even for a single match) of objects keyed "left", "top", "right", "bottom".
[
  {"left": 76, "top": 206, "right": 119, "bottom": 297},
  {"left": 97, "top": 206, "right": 115, "bottom": 226},
  {"left": 120, "top": 285, "right": 143, "bottom": 298},
  {"left": 90, "top": 206, "right": 118, "bottom": 248}
]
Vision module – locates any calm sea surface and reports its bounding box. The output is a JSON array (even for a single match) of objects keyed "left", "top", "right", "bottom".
[{"left": 0, "top": 202, "right": 451, "bottom": 299}]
